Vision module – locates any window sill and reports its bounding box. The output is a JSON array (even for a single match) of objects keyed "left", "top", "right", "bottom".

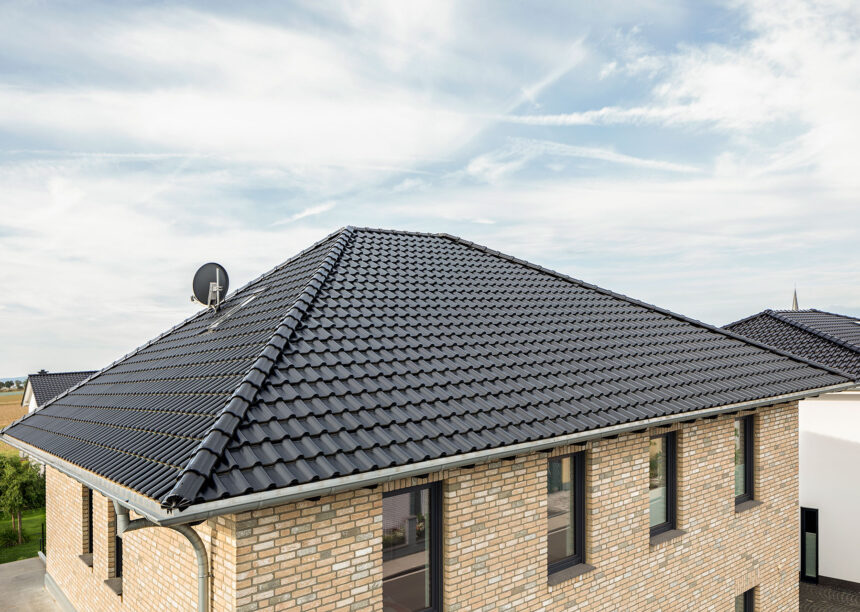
[
  {"left": 104, "top": 578, "right": 123, "bottom": 596},
  {"left": 548, "top": 562, "right": 596, "bottom": 586},
  {"left": 78, "top": 553, "right": 93, "bottom": 568},
  {"left": 735, "top": 500, "right": 763, "bottom": 514},
  {"left": 650, "top": 529, "right": 686, "bottom": 547}
]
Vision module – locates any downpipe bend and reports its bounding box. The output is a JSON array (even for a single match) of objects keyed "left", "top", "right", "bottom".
[{"left": 113, "top": 501, "right": 211, "bottom": 612}]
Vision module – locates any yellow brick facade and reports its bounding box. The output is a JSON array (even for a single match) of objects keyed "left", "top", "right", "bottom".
[
  {"left": 45, "top": 402, "right": 799, "bottom": 611},
  {"left": 45, "top": 468, "right": 236, "bottom": 612}
]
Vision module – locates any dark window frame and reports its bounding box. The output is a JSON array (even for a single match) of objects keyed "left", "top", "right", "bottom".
[
  {"left": 546, "top": 452, "right": 586, "bottom": 575},
  {"left": 650, "top": 432, "right": 677, "bottom": 537},
  {"left": 382, "top": 481, "right": 442, "bottom": 612},
  {"left": 115, "top": 533, "right": 123, "bottom": 578},
  {"left": 735, "top": 416, "right": 755, "bottom": 505},
  {"left": 736, "top": 587, "right": 754, "bottom": 611},
  {"left": 800, "top": 507, "right": 819, "bottom": 584},
  {"left": 85, "top": 487, "right": 93, "bottom": 555}
]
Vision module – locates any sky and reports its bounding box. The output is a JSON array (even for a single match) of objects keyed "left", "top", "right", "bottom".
[{"left": 1, "top": 0, "right": 859, "bottom": 376}]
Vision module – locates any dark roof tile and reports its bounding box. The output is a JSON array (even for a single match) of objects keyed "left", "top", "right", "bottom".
[
  {"left": 725, "top": 309, "right": 860, "bottom": 378},
  {"left": 4, "top": 228, "right": 850, "bottom": 510}
]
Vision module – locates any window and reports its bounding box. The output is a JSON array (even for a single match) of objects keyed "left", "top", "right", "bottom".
[
  {"left": 547, "top": 452, "right": 585, "bottom": 573},
  {"left": 735, "top": 588, "right": 754, "bottom": 611},
  {"left": 801, "top": 507, "right": 819, "bottom": 583},
  {"left": 79, "top": 487, "right": 94, "bottom": 567},
  {"left": 382, "top": 483, "right": 441, "bottom": 612},
  {"left": 115, "top": 534, "right": 123, "bottom": 578},
  {"left": 649, "top": 432, "right": 677, "bottom": 536},
  {"left": 735, "top": 416, "right": 754, "bottom": 504},
  {"left": 85, "top": 488, "right": 93, "bottom": 555},
  {"left": 104, "top": 510, "right": 123, "bottom": 596}
]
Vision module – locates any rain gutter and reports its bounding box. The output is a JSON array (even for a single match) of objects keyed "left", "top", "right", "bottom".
[{"left": 4, "top": 380, "right": 855, "bottom": 527}]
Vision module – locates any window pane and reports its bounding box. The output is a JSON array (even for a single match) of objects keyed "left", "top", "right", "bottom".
[
  {"left": 735, "top": 593, "right": 745, "bottom": 612},
  {"left": 735, "top": 419, "right": 746, "bottom": 496},
  {"left": 383, "top": 489, "right": 431, "bottom": 612},
  {"left": 547, "top": 456, "right": 575, "bottom": 565},
  {"left": 804, "top": 532, "right": 817, "bottom": 578},
  {"left": 649, "top": 437, "right": 667, "bottom": 527}
]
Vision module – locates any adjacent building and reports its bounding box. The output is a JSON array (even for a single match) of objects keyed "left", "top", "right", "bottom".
[
  {"left": 726, "top": 306, "right": 860, "bottom": 590},
  {"left": 21, "top": 370, "right": 97, "bottom": 413},
  {"left": 4, "top": 228, "right": 853, "bottom": 612}
]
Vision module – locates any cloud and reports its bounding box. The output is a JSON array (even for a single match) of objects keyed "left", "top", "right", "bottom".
[
  {"left": 464, "top": 138, "right": 698, "bottom": 182},
  {"left": 273, "top": 202, "right": 335, "bottom": 225},
  {"left": 1, "top": 0, "right": 860, "bottom": 377}
]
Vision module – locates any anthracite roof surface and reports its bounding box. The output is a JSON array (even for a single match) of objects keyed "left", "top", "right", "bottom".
[
  {"left": 3, "top": 228, "right": 850, "bottom": 510},
  {"left": 27, "top": 371, "right": 97, "bottom": 407},
  {"left": 725, "top": 309, "right": 860, "bottom": 378}
]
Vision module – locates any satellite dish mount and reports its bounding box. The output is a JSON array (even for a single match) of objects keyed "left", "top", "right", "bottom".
[{"left": 191, "top": 263, "right": 230, "bottom": 312}]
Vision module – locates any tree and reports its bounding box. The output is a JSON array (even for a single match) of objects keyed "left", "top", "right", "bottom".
[{"left": 0, "top": 457, "right": 45, "bottom": 545}]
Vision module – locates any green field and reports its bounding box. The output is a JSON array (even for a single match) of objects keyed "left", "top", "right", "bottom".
[{"left": 0, "top": 507, "right": 45, "bottom": 564}]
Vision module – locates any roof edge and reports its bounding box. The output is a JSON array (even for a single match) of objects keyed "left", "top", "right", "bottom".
[
  {"left": 160, "top": 226, "right": 357, "bottom": 510},
  {"left": 1, "top": 435, "right": 167, "bottom": 523},
  {"left": 106, "top": 380, "right": 860, "bottom": 525},
  {"left": 8, "top": 379, "right": 852, "bottom": 526},
  {"left": 437, "top": 233, "right": 857, "bottom": 382}
]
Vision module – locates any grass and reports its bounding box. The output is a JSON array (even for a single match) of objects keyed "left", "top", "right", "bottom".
[
  {"left": 0, "top": 507, "right": 45, "bottom": 564},
  {"left": 0, "top": 391, "right": 46, "bottom": 565},
  {"left": 0, "top": 391, "right": 25, "bottom": 457}
]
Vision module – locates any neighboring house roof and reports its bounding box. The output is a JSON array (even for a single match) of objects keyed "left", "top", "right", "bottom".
[
  {"left": 725, "top": 309, "right": 860, "bottom": 378},
  {"left": 24, "top": 370, "right": 98, "bottom": 407},
  {"left": 2, "top": 227, "right": 851, "bottom": 513}
]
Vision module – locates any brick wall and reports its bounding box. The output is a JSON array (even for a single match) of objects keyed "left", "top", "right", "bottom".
[
  {"left": 45, "top": 467, "right": 236, "bottom": 612},
  {"left": 439, "top": 402, "right": 799, "bottom": 611},
  {"left": 233, "top": 488, "right": 382, "bottom": 611},
  {"left": 47, "top": 401, "right": 799, "bottom": 611}
]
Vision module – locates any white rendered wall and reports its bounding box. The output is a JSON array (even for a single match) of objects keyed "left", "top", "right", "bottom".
[{"left": 800, "top": 391, "right": 860, "bottom": 584}]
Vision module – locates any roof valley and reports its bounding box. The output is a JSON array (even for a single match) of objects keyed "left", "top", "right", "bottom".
[{"left": 161, "top": 226, "right": 356, "bottom": 509}]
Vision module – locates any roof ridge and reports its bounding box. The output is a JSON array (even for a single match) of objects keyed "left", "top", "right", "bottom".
[
  {"left": 351, "top": 226, "right": 441, "bottom": 238},
  {"left": 767, "top": 309, "right": 860, "bottom": 355},
  {"left": 28, "top": 370, "right": 97, "bottom": 377},
  {"left": 3, "top": 307, "right": 224, "bottom": 435},
  {"left": 438, "top": 233, "right": 856, "bottom": 382},
  {"left": 808, "top": 307, "right": 860, "bottom": 321},
  {"left": 160, "top": 226, "right": 356, "bottom": 510},
  {"left": 723, "top": 310, "right": 770, "bottom": 330},
  {"left": 3, "top": 229, "right": 352, "bottom": 435}
]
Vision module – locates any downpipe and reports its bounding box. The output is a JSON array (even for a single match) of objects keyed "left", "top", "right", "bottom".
[{"left": 113, "top": 501, "right": 211, "bottom": 612}]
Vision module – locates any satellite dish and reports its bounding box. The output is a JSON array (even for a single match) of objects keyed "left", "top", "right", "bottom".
[{"left": 191, "top": 263, "right": 229, "bottom": 310}]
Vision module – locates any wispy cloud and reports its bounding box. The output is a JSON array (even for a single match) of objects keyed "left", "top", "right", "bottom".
[
  {"left": 274, "top": 202, "right": 336, "bottom": 225},
  {"left": 465, "top": 138, "right": 698, "bottom": 182}
]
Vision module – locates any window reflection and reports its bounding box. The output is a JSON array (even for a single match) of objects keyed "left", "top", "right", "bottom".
[
  {"left": 547, "top": 456, "right": 575, "bottom": 565},
  {"left": 735, "top": 419, "right": 746, "bottom": 496},
  {"left": 383, "top": 488, "right": 431, "bottom": 612},
  {"left": 649, "top": 437, "right": 667, "bottom": 527}
]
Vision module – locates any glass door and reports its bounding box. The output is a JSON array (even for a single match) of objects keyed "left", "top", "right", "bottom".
[{"left": 800, "top": 507, "right": 818, "bottom": 583}]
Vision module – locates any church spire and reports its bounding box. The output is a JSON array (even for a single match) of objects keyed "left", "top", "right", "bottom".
[{"left": 791, "top": 287, "right": 799, "bottom": 311}]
